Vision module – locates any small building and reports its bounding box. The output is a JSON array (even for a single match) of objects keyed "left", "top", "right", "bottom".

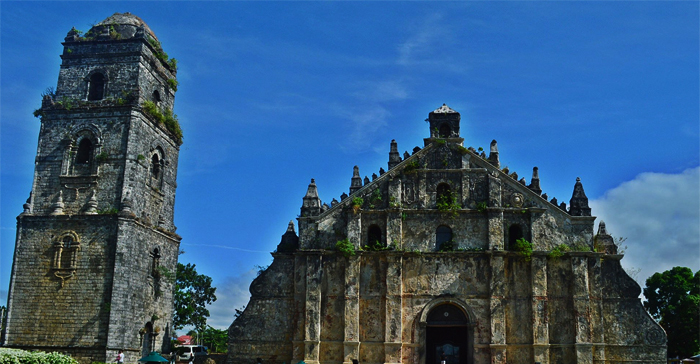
[
  {"left": 3, "top": 13, "right": 182, "bottom": 364},
  {"left": 228, "top": 105, "right": 666, "bottom": 364}
]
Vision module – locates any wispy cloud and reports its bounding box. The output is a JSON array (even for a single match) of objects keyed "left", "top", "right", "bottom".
[
  {"left": 205, "top": 269, "right": 256, "bottom": 330},
  {"left": 590, "top": 167, "right": 700, "bottom": 287}
]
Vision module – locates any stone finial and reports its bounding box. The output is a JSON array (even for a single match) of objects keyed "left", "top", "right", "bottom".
[
  {"left": 487, "top": 140, "right": 500, "bottom": 168},
  {"left": 519, "top": 177, "right": 526, "bottom": 185},
  {"left": 372, "top": 173, "right": 378, "bottom": 181},
  {"left": 85, "top": 190, "right": 98, "bottom": 215},
  {"left": 22, "top": 192, "right": 32, "bottom": 215},
  {"left": 276, "top": 220, "right": 299, "bottom": 253},
  {"left": 510, "top": 172, "right": 518, "bottom": 180},
  {"left": 65, "top": 27, "right": 80, "bottom": 42},
  {"left": 403, "top": 151, "right": 410, "bottom": 160},
  {"left": 350, "top": 166, "right": 362, "bottom": 194},
  {"left": 363, "top": 176, "right": 370, "bottom": 186},
  {"left": 559, "top": 202, "right": 567, "bottom": 211},
  {"left": 119, "top": 192, "right": 135, "bottom": 217},
  {"left": 542, "top": 193, "right": 548, "bottom": 200},
  {"left": 302, "top": 179, "right": 321, "bottom": 216},
  {"left": 529, "top": 167, "right": 542, "bottom": 195},
  {"left": 413, "top": 146, "right": 421, "bottom": 154},
  {"left": 50, "top": 191, "right": 65, "bottom": 215},
  {"left": 595, "top": 220, "right": 617, "bottom": 254},
  {"left": 321, "top": 203, "right": 329, "bottom": 212},
  {"left": 340, "top": 192, "right": 348, "bottom": 201},
  {"left": 388, "top": 139, "right": 401, "bottom": 170},
  {"left": 550, "top": 197, "right": 558, "bottom": 206},
  {"left": 597, "top": 220, "right": 609, "bottom": 236},
  {"left": 331, "top": 198, "right": 339, "bottom": 206},
  {"left": 502, "top": 167, "right": 509, "bottom": 175},
  {"left": 569, "top": 177, "right": 591, "bottom": 216},
  {"left": 379, "top": 167, "right": 386, "bottom": 176}
]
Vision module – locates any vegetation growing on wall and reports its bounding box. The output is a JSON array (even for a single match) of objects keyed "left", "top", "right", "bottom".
[
  {"left": 142, "top": 101, "right": 183, "bottom": 144},
  {"left": 513, "top": 238, "right": 533, "bottom": 261}
]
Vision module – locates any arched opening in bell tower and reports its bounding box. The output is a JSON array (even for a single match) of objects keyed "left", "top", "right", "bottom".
[{"left": 87, "top": 73, "right": 105, "bottom": 101}]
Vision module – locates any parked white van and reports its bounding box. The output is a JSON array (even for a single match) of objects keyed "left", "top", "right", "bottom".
[{"left": 176, "top": 345, "right": 208, "bottom": 362}]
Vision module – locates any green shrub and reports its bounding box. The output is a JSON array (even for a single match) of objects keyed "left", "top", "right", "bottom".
[
  {"left": 167, "top": 78, "right": 178, "bottom": 92},
  {"left": 142, "top": 101, "right": 183, "bottom": 144},
  {"left": 548, "top": 243, "right": 570, "bottom": 259},
  {"left": 456, "top": 145, "right": 469, "bottom": 155},
  {"left": 437, "top": 191, "right": 460, "bottom": 218},
  {"left": 352, "top": 197, "right": 363, "bottom": 213},
  {"left": 476, "top": 201, "right": 488, "bottom": 213},
  {"left": 438, "top": 240, "right": 456, "bottom": 252},
  {"left": 514, "top": 238, "right": 533, "bottom": 261},
  {"left": 336, "top": 239, "right": 355, "bottom": 258},
  {"left": 403, "top": 160, "right": 421, "bottom": 174},
  {"left": 0, "top": 348, "right": 79, "bottom": 364}
]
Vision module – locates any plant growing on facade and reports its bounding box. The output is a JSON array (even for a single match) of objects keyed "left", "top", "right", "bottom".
[
  {"left": 514, "top": 238, "right": 533, "bottom": 261},
  {"left": 368, "top": 189, "right": 382, "bottom": 209},
  {"left": 403, "top": 160, "right": 421, "bottom": 174},
  {"left": 142, "top": 101, "right": 183, "bottom": 144},
  {"left": 476, "top": 201, "right": 488, "bottom": 213},
  {"left": 438, "top": 240, "right": 456, "bottom": 252},
  {"left": 548, "top": 243, "right": 570, "bottom": 259},
  {"left": 437, "top": 191, "right": 460, "bottom": 218},
  {"left": 352, "top": 197, "right": 363, "bottom": 213},
  {"left": 335, "top": 239, "right": 355, "bottom": 258}
]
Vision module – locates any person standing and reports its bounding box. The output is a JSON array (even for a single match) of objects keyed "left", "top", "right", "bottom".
[{"left": 116, "top": 350, "right": 125, "bottom": 364}]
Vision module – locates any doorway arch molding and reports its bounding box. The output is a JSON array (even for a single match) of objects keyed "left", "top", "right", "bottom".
[{"left": 415, "top": 296, "right": 476, "bottom": 364}]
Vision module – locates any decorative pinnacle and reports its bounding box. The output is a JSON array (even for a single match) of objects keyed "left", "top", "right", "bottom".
[{"left": 488, "top": 140, "right": 500, "bottom": 168}]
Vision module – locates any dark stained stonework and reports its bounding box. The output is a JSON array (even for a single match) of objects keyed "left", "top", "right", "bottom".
[
  {"left": 228, "top": 105, "right": 665, "bottom": 364},
  {"left": 4, "top": 13, "right": 181, "bottom": 364}
]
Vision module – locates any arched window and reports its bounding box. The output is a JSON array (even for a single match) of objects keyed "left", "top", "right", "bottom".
[
  {"left": 76, "top": 138, "right": 93, "bottom": 165},
  {"left": 152, "top": 90, "right": 161, "bottom": 105},
  {"left": 508, "top": 224, "right": 524, "bottom": 250},
  {"left": 436, "top": 225, "right": 453, "bottom": 250},
  {"left": 88, "top": 73, "right": 105, "bottom": 101},
  {"left": 439, "top": 123, "right": 451, "bottom": 138},
  {"left": 151, "top": 154, "right": 161, "bottom": 180},
  {"left": 367, "top": 224, "right": 382, "bottom": 247},
  {"left": 437, "top": 183, "right": 451, "bottom": 201},
  {"left": 60, "top": 235, "right": 75, "bottom": 269}
]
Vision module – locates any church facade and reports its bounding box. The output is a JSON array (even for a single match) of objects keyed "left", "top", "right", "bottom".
[
  {"left": 3, "top": 13, "right": 181, "bottom": 364},
  {"left": 228, "top": 105, "right": 666, "bottom": 364}
]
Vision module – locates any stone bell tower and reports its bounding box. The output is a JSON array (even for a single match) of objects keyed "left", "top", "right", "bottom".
[{"left": 4, "top": 13, "right": 182, "bottom": 364}]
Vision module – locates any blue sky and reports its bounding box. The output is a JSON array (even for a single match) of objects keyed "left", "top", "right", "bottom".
[{"left": 1, "top": 1, "right": 698, "bottom": 330}]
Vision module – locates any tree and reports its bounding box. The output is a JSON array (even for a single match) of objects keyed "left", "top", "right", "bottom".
[
  {"left": 187, "top": 326, "right": 228, "bottom": 353},
  {"left": 173, "top": 263, "right": 217, "bottom": 331},
  {"left": 643, "top": 266, "right": 700, "bottom": 358}
]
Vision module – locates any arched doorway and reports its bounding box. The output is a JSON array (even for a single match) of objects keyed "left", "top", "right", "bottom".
[{"left": 424, "top": 303, "right": 473, "bottom": 364}]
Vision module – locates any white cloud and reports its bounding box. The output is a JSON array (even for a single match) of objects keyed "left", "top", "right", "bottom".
[
  {"left": 589, "top": 167, "right": 700, "bottom": 287},
  {"left": 205, "top": 269, "right": 256, "bottom": 330}
]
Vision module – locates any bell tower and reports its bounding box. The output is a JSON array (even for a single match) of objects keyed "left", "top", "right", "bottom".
[{"left": 4, "top": 13, "right": 182, "bottom": 363}]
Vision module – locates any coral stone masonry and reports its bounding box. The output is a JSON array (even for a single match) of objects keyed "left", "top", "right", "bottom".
[
  {"left": 4, "top": 11, "right": 667, "bottom": 364},
  {"left": 227, "top": 105, "right": 666, "bottom": 364},
  {"left": 4, "top": 13, "right": 181, "bottom": 364}
]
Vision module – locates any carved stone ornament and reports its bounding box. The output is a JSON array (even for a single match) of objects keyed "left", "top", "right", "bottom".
[{"left": 510, "top": 193, "right": 524, "bottom": 208}]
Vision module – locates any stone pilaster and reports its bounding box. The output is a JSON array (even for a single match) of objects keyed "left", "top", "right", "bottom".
[
  {"left": 387, "top": 211, "right": 402, "bottom": 249},
  {"left": 531, "top": 254, "right": 550, "bottom": 364},
  {"left": 304, "top": 254, "right": 323, "bottom": 364},
  {"left": 490, "top": 254, "right": 506, "bottom": 364},
  {"left": 384, "top": 254, "right": 403, "bottom": 364},
  {"left": 488, "top": 210, "right": 504, "bottom": 250},
  {"left": 292, "top": 254, "right": 307, "bottom": 363},
  {"left": 572, "top": 255, "right": 592, "bottom": 364},
  {"left": 460, "top": 170, "right": 470, "bottom": 207},
  {"left": 343, "top": 255, "right": 360, "bottom": 364},
  {"left": 588, "top": 256, "right": 605, "bottom": 362},
  {"left": 347, "top": 211, "right": 361, "bottom": 250}
]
